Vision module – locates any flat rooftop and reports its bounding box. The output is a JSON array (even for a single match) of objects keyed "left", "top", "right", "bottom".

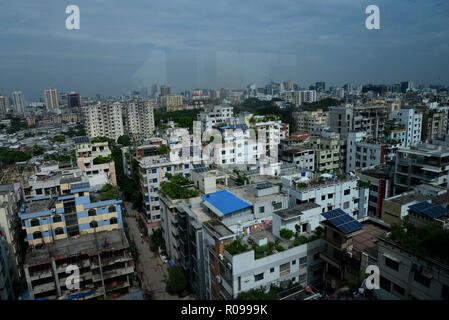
[
  {"left": 23, "top": 197, "right": 55, "bottom": 214},
  {"left": 353, "top": 219, "right": 390, "bottom": 258},
  {"left": 203, "top": 220, "right": 235, "bottom": 239},
  {"left": 229, "top": 185, "right": 284, "bottom": 205},
  {"left": 276, "top": 202, "right": 320, "bottom": 220},
  {"left": 358, "top": 166, "right": 391, "bottom": 180},
  {"left": 388, "top": 191, "right": 429, "bottom": 205},
  {"left": 202, "top": 190, "right": 252, "bottom": 216},
  {"left": 25, "top": 229, "right": 129, "bottom": 266}
]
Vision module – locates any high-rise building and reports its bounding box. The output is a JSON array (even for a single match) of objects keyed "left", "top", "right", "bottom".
[
  {"left": 315, "top": 82, "right": 325, "bottom": 92},
  {"left": 160, "top": 95, "right": 183, "bottom": 111},
  {"left": 84, "top": 101, "right": 124, "bottom": 141},
  {"left": 0, "top": 95, "right": 9, "bottom": 116},
  {"left": 67, "top": 92, "right": 81, "bottom": 109},
  {"left": 400, "top": 81, "right": 413, "bottom": 93},
  {"left": 12, "top": 91, "right": 25, "bottom": 114},
  {"left": 160, "top": 85, "right": 171, "bottom": 96},
  {"left": 44, "top": 88, "right": 59, "bottom": 110},
  {"left": 124, "top": 98, "right": 155, "bottom": 140}
]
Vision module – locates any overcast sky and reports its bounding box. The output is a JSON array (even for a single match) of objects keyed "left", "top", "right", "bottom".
[{"left": 0, "top": 0, "right": 448, "bottom": 100}]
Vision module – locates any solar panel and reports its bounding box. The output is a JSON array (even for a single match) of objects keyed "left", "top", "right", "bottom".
[{"left": 321, "top": 208, "right": 362, "bottom": 234}]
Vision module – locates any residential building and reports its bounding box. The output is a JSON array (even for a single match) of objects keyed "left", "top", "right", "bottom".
[
  {"left": 328, "top": 104, "right": 387, "bottom": 139},
  {"left": 160, "top": 85, "right": 171, "bottom": 96},
  {"left": 23, "top": 228, "right": 136, "bottom": 300},
  {"left": 84, "top": 101, "right": 124, "bottom": 141},
  {"left": 381, "top": 191, "right": 430, "bottom": 226},
  {"left": 416, "top": 106, "right": 447, "bottom": 142},
  {"left": 357, "top": 166, "right": 393, "bottom": 219},
  {"left": 375, "top": 230, "right": 449, "bottom": 300},
  {"left": 44, "top": 89, "right": 59, "bottom": 111},
  {"left": 19, "top": 178, "right": 123, "bottom": 246},
  {"left": 346, "top": 131, "right": 400, "bottom": 172},
  {"left": 124, "top": 98, "right": 155, "bottom": 140},
  {"left": 306, "top": 136, "right": 340, "bottom": 173},
  {"left": 75, "top": 137, "right": 117, "bottom": 186},
  {"left": 283, "top": 173, "right": 369, "bottom": 219},
  {"left": 384, "top": 120, "right": 407, "bottom": 147},
  {"left": 197, "top": 104, "right": 235, "bottom": 131},
  {"left": 293, "top": 110, "right": 327, "bottom": 133},
  {"left": 319, "top": 211, "right": 389, "bottom": 294},
  {"left": 394, "top": 143, "right": 449, "bottom": 195},
  {"left": 407, "top": 201, "right": 449, "bottom": 230},
  {"left": 389, "top": 106, "right": 422, "bottom": 147},
  {"left": 12, "top": 91, "right": 25, "bottom": 114},
  {"left": 0, "top": 95, "right": 10, "bottom": 116},
  {"left": 0, "top": 233, "right": 14, "bottom": 300},
  {"left": 280, "top": 147, "right": 315, "bottom": 171},
  {"left": 160, "top": 95, "right": 183, "bottom": 112}
]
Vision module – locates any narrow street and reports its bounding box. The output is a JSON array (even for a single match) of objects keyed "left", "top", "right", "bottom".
[{"left": 122, "top": 201, "right": 181, "bottom": 300}]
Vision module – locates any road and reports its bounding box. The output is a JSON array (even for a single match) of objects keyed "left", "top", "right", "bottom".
[{"left": 122, "top": 201, "right": 181, "bottom": 300}]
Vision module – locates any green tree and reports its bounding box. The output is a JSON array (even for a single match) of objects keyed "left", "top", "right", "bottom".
[
  {"left": 279, "top": 229, "right": 293, "bottom": 240},
  {"left": 157, "top": 144, "right": 169, "bottom": 155},
  {"left": 51, "top": 135, "right": 66, "bottom": 143},
  {"left": 117, "top": 135, "right": 131, "bottom": 146},
  {"left": 167, "top": 266, "right": 187, "bottom": 293}
]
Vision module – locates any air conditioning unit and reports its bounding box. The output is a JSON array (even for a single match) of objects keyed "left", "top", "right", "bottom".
[
  {"left": 215, "top": 275, "right": 221, "bottom": 283},
  {"left": 218, "top": 254, "right": 224, "bottom": 260},
  {"left": 227, "top": 262, "right": 232, "bottom": 269}
]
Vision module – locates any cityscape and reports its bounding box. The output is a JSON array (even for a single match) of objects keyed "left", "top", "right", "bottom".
[{"left": 1, "top": 0, "right": 449, "bottom": 305}]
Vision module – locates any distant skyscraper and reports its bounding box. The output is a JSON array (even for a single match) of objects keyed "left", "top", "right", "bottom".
[
  {"left": 12, "top": 91, "right": 25, "bottom": 114},
  {"left": 0, "top": 95, "right": 9, "bottom": 116},
  {"left": 343, "top": 83, "right": 353, "bottom": 93},
  {"left": 160, "top": 85, "right": 171, "bottom": 96},
  {"left": 151, "top": 84, "right": 158, "bottom": 98},
  {"left": 44, "top": 88, "right": 59, "bottom": 110},
  {"left": 67, "top": 92, "right": 81, "bottom": 109},
  {"left": 315, "top": 82, "right": 325, "bottom": 92},
  {"left": 401, "top": 81, "right": 413, "bottom": 93}
]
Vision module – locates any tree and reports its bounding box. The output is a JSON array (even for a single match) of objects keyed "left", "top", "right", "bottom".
[
  {"left": 279, "top": 229, "right": 293, "bottom": 240},
  {"left": 51, "top": 135, "right": 66, "bottom": 143},
  {"left": 157, "top": 144, "right": 169, "bottom": 155},
  {"left": 117, "top": 135, "right": 131, "bottom": 146},
  {"left": 166, "top": 266, "right": 187, "bottom": 293},
  {"left": 93, "top": 155, "right": 112, "bottom": 165},
  {"left": 99, "top": 183, "right": 120, "bottom": 201}
]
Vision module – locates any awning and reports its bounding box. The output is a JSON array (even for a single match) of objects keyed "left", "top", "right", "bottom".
[{"left": 383, "top": 252, "right": 400, "bottom": 263}]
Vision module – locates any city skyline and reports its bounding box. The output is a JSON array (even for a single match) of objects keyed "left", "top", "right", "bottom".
[{"left": 1, "top": 1, "right": 449, "bottom": 100}]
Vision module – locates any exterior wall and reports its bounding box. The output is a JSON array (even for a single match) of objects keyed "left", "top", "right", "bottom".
[
  {"left": 221, "top": 239, "right": 323, "bottom": 299},
  {"left": 376, "top": 238, "right": 449, "bottom": 300}
]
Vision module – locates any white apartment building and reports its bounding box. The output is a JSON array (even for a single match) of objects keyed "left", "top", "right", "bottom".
[
  {"left": 84, "top": 101, "right": 124, "bottom": 141},
  {"left": 44, "top": 89, "right": 59, "bottom": 110},
  {"left": 124, "top": 98, "right": 155, "bottom": 140},
  {"left": 293, "top": 110, "right": 327, "bottom": 133},
  {"left": 388, "top": 106, "right": 422, "bottom": 147},
  {"left": 12, "top": 91, "right": 25, "bottom": 114},
  {"left": 346, "top": 131, "right": 401, "bottom": 172},
  {"left": 281, "top": 90, "right": 317, "bottom": 106},
  {"left": 137, "top": 156, "right": 192, "bottom": 223},
  {"left": 197, "top": 104, "right": 235, "bottom": 130},
  {"left": 74, "top": 137, "right": 117, "bottom": 186},
  {"left": 283, "top": 173, "right": 369, "bottom": 219}
]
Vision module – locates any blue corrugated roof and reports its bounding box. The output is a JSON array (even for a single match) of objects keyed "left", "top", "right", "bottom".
[
  {"left": 409, "top": 201, "right": 449, "bottom": 219},
  {"left": 202, "top": 190, "right": 252, "bottom": 215}
]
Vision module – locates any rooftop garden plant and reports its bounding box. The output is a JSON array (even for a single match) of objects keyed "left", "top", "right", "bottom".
[{"left": 225, "top": 240, "right": 250, "bottom": 255}]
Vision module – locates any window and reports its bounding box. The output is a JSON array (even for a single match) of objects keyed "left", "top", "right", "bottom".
[
  {"left": 380, "top": 276, "right": 391, "bottom": 292},
  {"left": 344, "top": 189, "right": 350, "bottom": 195},
  {"left": 299, "top": 257, "right": 307, "bottom": 265},
  {"left": 108, "top": 206, "right": 116, "bottom": 213},
  {"left": 152, "top": 169, "right": 157, "bottom": 173},
  {"left": 292, "top": 260, "right": 296, "bottom": 265},
  {"left": 280, "top": 263, "right": 290, "bottom": 276},
  {"left": 270, "top": 267, "right": 274, "bottom": 273},
  {"left": 259, "top": 206, "right": 265, "bottom": 213},
  {"left": 153, "top": 178, "right": 158, "bottom": 183},
  {"left": 90, "top": 220, "right": 98, "bottom": 228},
  {"left": 254, "top": 272, "right": 264, "bottom": 281},
  {"left": 53, "top": 215, "right": 62, "bottom": 223},
  {"left": 385, "top": 257, "right": 399, "bottom": 271},
  {"left": 88, "top": 209, "right": 96, "bottom": 217},
  {"left": 31, "top": 218, "right": 40, "bottom": 227},
  {"left": 328, "top": 193, "right": 334, "bottom": 199},
  {"left": 321, "top": 195, "right": 326, "bottom": 200},
  {"left": 36, "top": 188, "right": 43, "bottom": 195},
  {"left": 33, "top": 231, "right": 42, "bottom": 239},
  {"left": 343, "top": 201, "right": 350, "bottom": 209},
  {"left": 79, "top": 192, "right": 84, "bottom": 197},
  {"left": 110, "top": 217, "right": 118, "bottom": 224},
  {"left": 313, "top": 252, "right": 320, "bottom": 261},
  {"left": 55, "top": 227, "right": 64, "bottom": 235},
  {"left": 393, "top": 283, "right": 405, "bottom": 296},
  {"left": 414, "top": 272, "right": 431, "bottom": 288}
]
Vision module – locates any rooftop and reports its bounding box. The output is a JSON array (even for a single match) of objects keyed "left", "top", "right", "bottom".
[
  {"left": 25, "top": 229, "right": 129, "bottom": 266},
  {"left": 202, "top": 190, "right": 252, "bottom": 216},
  {"left": 409, "top": 201, "right": 449, "bottom": 219},
  {"left": 352, "top": 218, "right": 389, "bottom": 258},
  {"left": 276, "top": 202, "right": 320, "bottom": 220},
  {"left": 321, "top": 208, "right": 363, "bottom": 234},
  {"left": 387, "top": 191, "right": 430, "bottom": 205},
  {"left": 358, "top": 166, "right": 391, "bottom": 180},
  {"left": 203, "top": 220, "right": 235, "bottom": 240}
]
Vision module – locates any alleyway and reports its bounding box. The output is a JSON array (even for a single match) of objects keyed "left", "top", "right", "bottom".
[{"left": 122, "top": 201, "right": 181, "bottom": 300}]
